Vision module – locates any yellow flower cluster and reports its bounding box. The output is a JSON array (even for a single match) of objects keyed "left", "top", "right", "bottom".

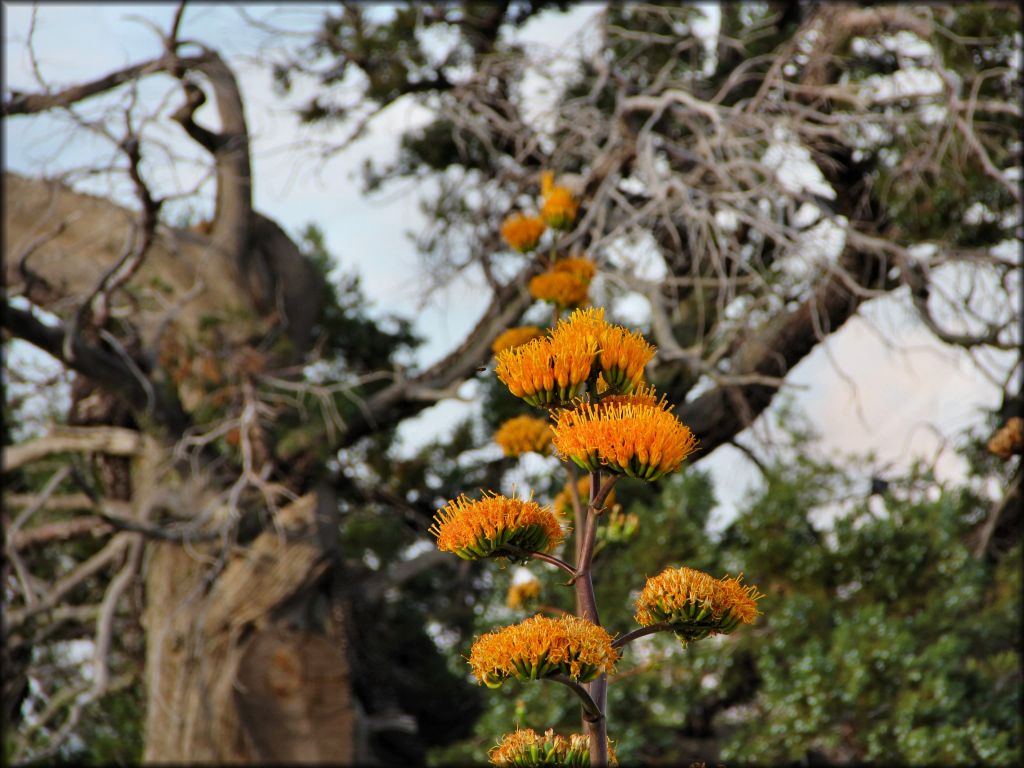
[
  {"left": 489, "top": 728, "right": 618, "bottom": 767},
  {"left": 430, "top": 493, "right": 564, "bottom": 560},
  {"left": 529, "top": 257, "right": 597, "bottom": 309},
  {"left": 492, "top": 325, "right": 543, "bottom": 355},
  {"left": 469, "top": 614, "right": 618, "bottom": 688},
  {"left": 634, "top": 566, "right": 763, "bottom": 642},
  {"left": 528, "top": 272, "right": 587, "bottom": 309},
  {"left": 502, "top": 213, "right": 547, "bottom": 253},
  {"left": 552, "top": 398, "right": 698, "bottom": 480},
  {"left": 495, "top": 308, "right": 655, "bottom": 407},
  {"left": 506, "top": 578, "right": 542, "bottom": 609},
  {"left": 494, "top": 415, "right": 553, "bottom": 456},
  {"left": 541, "top": 171, "right": 579, "bottom": 230}
]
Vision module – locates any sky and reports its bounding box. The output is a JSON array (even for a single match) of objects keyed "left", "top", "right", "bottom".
[{"left": 3, "top": 2, "right": 1017, "bottom": 527}]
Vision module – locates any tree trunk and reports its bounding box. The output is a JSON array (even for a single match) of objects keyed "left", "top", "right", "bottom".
[
  {"left": 5, "top": 167, "right": 354, "bottom": 762},
  {"left": 141, "top": 489, "right": 354, "bottom": 763}
]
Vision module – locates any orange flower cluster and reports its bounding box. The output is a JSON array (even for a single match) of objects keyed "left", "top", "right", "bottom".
[
  {"left": 554, "top": 256, "right": 597, "bottom": 282},
  {"left": 529, "top": 257, "right": 596, "bottom": 309},
  {"left": 553, "top": 309, "right": 653, "bottom": 395},
  {"left": 489, "top": 728, "right": 618, "bottom": 767},
  {"left": 495, "top": 308, "right": 656, "bottom": 407},
  {"left": 430, "top": 493, "right": 564, "bottom": 560},
  {"left": 549, "top": 306, "right": 606, "bottom": 347},
  {"left": 552, "top": 398, "right": 698, "bottom": 480},
  {"left": 494, "top": 415, "right": 553, "bottom": 456},
  {"left": 594, "top": 324, "right": 655, "bottom": 393},
  {"left": 492, "top": 325, "right": 543, "bottom": 355},
  {"left": 501, "top": 213, "right": 547, "bottom": 253},
  {"left": 634, "top": 566, "right": 763, "bottom": 642},
  {"left": 988, "top": 416, "right": 1024, "bottom": 459},
  {"left": 494, "top": 329, "right": 597, "bottom": 407},
  {"left": 529, "top": 270, "right": 590, "bottom": 309},
  {"left": 469, "top": 614, "right": 618, "bottom": 688},
  {"left": 541, "top": 171, "right": 579, "bottom": 230}
]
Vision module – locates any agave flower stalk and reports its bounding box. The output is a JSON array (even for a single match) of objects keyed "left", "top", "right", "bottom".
[{"left": 430, "top": 174, "right": 764, "bottom": 767}]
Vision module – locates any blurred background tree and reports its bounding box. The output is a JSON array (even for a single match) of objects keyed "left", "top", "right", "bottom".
[{"left": 3, "top": 1, "right": 1019, "bottom": 765}]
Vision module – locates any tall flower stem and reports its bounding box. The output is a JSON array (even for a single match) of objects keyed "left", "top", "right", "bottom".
[{"left": 572, "top": 470, "right": 618, "bottom": 768}]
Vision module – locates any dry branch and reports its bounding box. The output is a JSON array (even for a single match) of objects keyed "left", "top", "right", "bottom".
[{"left": 3, "top": 426, "right": 147, "bottom": 473}]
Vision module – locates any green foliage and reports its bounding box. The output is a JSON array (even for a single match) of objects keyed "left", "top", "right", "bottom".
[
  {"left": 299, "top": 223, "right": 421, "bottom": 372},
  {"left": 724, "top": 446, "right": 1020, "bottom": 764},
  {"left": 58, "top": 683, "right": 146, "bottom": 766}
]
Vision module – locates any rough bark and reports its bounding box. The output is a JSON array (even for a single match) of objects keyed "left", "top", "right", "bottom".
[
  {"left": 4, "top": 171, "right": 255, "bottom": 347},
  {"left": 141, "top": 491, "right": 353, "bottom": 763}
]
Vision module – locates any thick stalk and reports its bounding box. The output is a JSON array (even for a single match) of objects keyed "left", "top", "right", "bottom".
[
  {"left": 574, "top": 470, "right": 608, "bottom": 767},
  {"left": 587, "top": 675, "right": 608, "bottom": 764},
  {"left": 570, "top": 465, "right": 587, "bottom": 614}
]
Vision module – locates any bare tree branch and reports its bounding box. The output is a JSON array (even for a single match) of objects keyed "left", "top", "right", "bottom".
[
  {"left": 3, "top": 426, "right": 147, "bottom": 474},
  {"left": 3, "top": 54, "right": 208, "bottom": 116}
]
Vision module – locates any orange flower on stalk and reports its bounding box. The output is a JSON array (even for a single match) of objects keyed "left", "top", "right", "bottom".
[
  {"left": 502, "top": 213, "right": 546, "bottom": 252},
  {"left": 494, "top": 333, "right": 596, "bottom": 407},
  {"left": 489, "top": 728, "right": 619, "bottom": 767},
  {"left": 547, "top": 307, "right": 653, "bottom": 395},
  {"left": 540, "top": 171, "right": 578, "bottom": 230},
  {"left": 492, "top": 325, "right": 543, "bottom": 355},
  {"left": 595, "top": 324, "right": 655, "bottom": 394},
  {"left": 469, "top": 614, "right": 617, "bottom": 688},
  {"left": 634, "top": 566, "right": 763, "bottom": 643},
  {"left": 529, "top": 257, "right": 597, "bottom": 308},
  {"left": 494, "top": 415, "right": 553, "bottom": 456},
  {"left": 529, "top": 270, "right": 590, "bottom": 309},
  {"left": 552, "top": 397, "right": 698, "bottom": 480},
  {"left": 430, "top": 492, "right": 564, "bottom": 560}
]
